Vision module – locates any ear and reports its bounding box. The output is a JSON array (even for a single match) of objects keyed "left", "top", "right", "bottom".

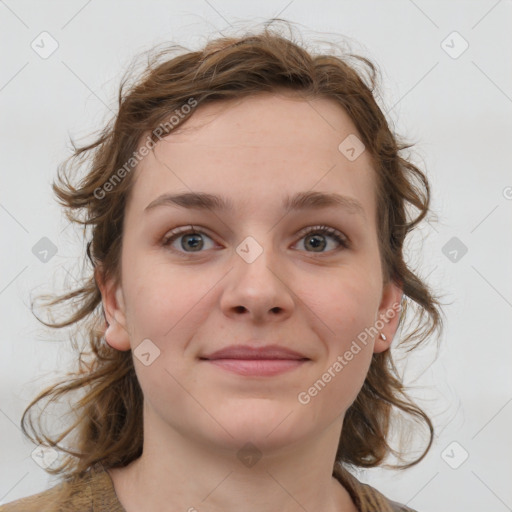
[
  {"left": 373, "top": 279, "right": 403, "bottom": 354},
  {"left": 94, "top": 266, "right": 131, "bottom": 351}
]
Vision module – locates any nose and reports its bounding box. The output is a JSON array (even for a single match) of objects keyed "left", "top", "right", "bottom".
[{"left": 220, "top": 238, "right": 295, "bottom": 323}]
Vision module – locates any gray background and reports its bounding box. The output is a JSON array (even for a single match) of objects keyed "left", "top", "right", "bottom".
[{"left": 1, "top": 1, "right": 511, "bottom": 510}]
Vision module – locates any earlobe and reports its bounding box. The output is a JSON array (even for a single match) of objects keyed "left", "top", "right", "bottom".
[
  {"left": 373, "top": 280, "right": 403, "bottom": 354},
  {"left": 374, "top": 331, "right": 392, "bottom": 353}
]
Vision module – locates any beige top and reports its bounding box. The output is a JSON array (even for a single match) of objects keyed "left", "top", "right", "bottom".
[{"left": 0, "top": 463, "right": 417, "bottom": 512}]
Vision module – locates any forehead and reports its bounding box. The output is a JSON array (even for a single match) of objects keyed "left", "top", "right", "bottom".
[
  {"left": 154, "top": 93, "right": 362, "bottom": 155},
  {"left": 127, "top": 93, "right": 377, "bottom": 221}
]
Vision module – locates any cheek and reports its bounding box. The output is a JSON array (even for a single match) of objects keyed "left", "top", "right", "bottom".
[
  {"left": 122, "top": 254, "right": 216, "bottom": 342},
  {"left": 308, "top": 266, "right": 381, "bottom": 341},
  {"left": 314, "top": 274, "right": 380, "bottom": 398},
  {"left": 303, "top": 309, "right": 376, "bottom": 419},
  {"left": 290, "top": 284, "right": 377, "bottom": 407}
]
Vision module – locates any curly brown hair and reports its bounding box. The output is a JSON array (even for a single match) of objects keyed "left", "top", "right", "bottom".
[{"left": 23, "top": 20, "right": 444, "bottom": 487}]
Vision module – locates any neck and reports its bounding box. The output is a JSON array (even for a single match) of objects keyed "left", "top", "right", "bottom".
[{"left": 108, "top": 402, "right": 357, "bottom": 512}]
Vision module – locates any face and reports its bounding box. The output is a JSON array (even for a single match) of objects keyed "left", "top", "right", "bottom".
[{"left": 99, "top": 93, "right": 402, "bottom": 454}]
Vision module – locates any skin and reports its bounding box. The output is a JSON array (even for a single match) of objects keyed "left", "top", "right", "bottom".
[{"left": 97, "top": 92, "right": 403, "bottom": 512}]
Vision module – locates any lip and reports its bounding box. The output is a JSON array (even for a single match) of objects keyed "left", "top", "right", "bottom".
[
  {"left": 200, "top": 344, "right": 308, "bottom": 361},
  {"left": 199, "top": 344, "right": 309, "bottom": 377}
]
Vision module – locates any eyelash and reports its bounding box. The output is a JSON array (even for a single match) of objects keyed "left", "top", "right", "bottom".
[{"left": 161, "top": 224, "right": 350, "bottom": 255}]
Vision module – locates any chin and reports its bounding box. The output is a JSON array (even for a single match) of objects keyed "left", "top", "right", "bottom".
[{"left": 210, "top": 406, "right": 312, "bottom": 452}]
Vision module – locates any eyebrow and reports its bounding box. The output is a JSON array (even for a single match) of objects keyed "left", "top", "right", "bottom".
[{"left": 144, "top": 191, "right": 366, "bottom": 219}]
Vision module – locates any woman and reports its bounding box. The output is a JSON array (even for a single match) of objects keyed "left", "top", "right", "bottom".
[{"left": 1, "top": 21, "right": 443, "bottom": 512}]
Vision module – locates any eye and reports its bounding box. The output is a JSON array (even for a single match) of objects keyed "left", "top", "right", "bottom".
[
  {"left": 162, "top": 225, "right": 216, "bottom": 254},
  {"left": 294, "top": 225, "right": 349, "bottom": 253},
  {"left": 161, "top": 224, "right": 349, "bottom": 255}
]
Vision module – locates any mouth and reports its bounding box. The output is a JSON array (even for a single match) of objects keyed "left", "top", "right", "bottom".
[
  {"left": 200, "top": 358, "right": 308, "bottom": 376},
  {"left": 199, "top": 344, "right": 310, "bottom": 377}
]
